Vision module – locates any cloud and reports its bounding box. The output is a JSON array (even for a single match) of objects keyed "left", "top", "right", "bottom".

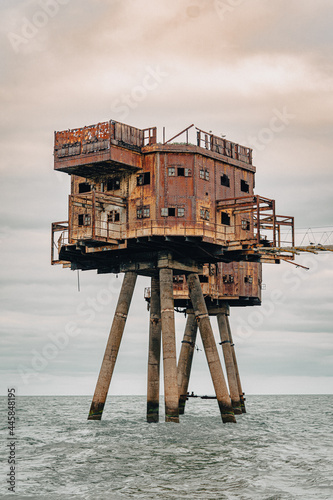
[{"left": 1, "top": 0, "right": 332, "bottom": 397}]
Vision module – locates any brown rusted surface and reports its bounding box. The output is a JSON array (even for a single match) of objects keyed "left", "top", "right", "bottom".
[
  {"left": 52, "top": 119, "right": 295, "bottom": 273},
  {"left": 145, "top": 261, "right": 262, "bottom": 308},
  {"left": 54, "top": 120, "right": 156, "bottom": 176}
]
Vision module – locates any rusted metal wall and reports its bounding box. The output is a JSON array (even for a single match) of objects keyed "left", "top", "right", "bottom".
[
  {"left": 53, "top": 120, "right": 294, "bottom": 263},
  {"left": 171, "top": 262, "right": 262, "bottom": 303}
]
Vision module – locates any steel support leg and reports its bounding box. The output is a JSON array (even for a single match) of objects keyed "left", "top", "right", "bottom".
[
  {"left": 147, "top": 275, "right": 161, "bottom": 423},
  {"left": 177, "top": 311, "right": 198, "bottom": 415},
  {"left": 227, "top": 316, "right": 246, "bottom": 413},
  {"left": 187, "top": 273, "right": 236, "bottom": 423},
  {"left": 159, "top": 268, "right": 179, "bottom": 423},
  {"left": 217, "top": 312, "right": 242, "bottom": 415},
  {"left": 88, "top": 272, "right": 137, "bottom": 420}
]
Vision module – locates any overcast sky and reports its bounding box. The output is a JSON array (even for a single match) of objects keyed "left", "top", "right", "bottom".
[{"left": 1, "top": 0, "right": 332, "bottom": 399}]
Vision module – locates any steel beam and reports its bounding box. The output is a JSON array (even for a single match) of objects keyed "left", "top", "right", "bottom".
[
  {"left": 187, "top": 273, "right": 236, "bottom": 423},
  {"left": 217, "top": 312, "right": 242, "bottom": 415},
  {"left": 177, "top": 311, "right": 198, "bottom": 415},
  {"left": 159, "top": 268, "right": 179, "bottom": 423},
  {"left": 88, "top": 272, "right": 137, "bottom": 420},
  {"left": 146, "top": 275, "right": 162, "bottom": 422},
  {"left": 226, "top": 316, "right": 246, "bottom": 413}
]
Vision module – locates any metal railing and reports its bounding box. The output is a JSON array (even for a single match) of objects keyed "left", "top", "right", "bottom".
[{"left": 51, "top": 221, "right": 69, "bottom": 264}]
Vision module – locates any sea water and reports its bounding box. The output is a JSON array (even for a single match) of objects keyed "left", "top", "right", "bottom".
[{"left": 1, "top": 395, "right": 332, "bottom": 499}]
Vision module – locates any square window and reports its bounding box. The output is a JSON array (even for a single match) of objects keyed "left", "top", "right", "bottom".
[
  {"left": 205, "top": 209, "right": 210, "bottom": 220},
  {"left": 137, "top": 172, "right": 150, "bottom": 186},
  {"left": 221, "top": 212, "right": 230, "bottom": 225},
  {"left": 185, "top": 168, "right": 191, "bottom": 177},
  {"left": 137, "top": 208, "right": 143, "bottom": 219},
  {"left": 200, "top": 208, "right": 205, "bottom": 219},
  {"left": 79, "top": 182, "right": 91, "bottom": 193},
  {"left": 241, "top": 179, "right": 249, "bottom": 193},
  {"left": 241, "top": 219, "right": 250, "bottom": 230},
  {"left": 177, "top": 207, "right": 185, "bottom": 217},
  {"left": 143, "top": 206, "right": 150, "bottom": 218},
  {"left": 199, "top": 169, "right": 205, "bottom": 179},
  {"left": 78, "top": 214, "right": 90, "bottom": 226},
  {"left": 168, "top": 167, "right": 176, "bottom": 177},
  {"left": 168, "top": 207, "right": 176, "bottom": 216},
  {"left": 177, "top": 167, "right": 185, "bottom": 176},
  {"left": 107, "top": 178, "right": 120, "bottom": 191},
  {"left": 205, "top": 170, "right": 210, "bottom": 181},
  {"left": 221, "top": 174, "right": 230, "bottom": 187},
  {"left": 161, "top": 208, "right": 168, "bottom": 217},
  {"left": 245, "top": 276, "right": 253, "bottom": 284}
]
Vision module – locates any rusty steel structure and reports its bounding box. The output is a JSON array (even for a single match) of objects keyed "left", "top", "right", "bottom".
[{"left": 52, "top": 118, "right": 299, "bottom": 424}]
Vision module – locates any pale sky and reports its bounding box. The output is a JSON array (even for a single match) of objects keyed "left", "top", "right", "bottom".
[{"left": 1, "top": 0, "right": 332, "bottom": 397}]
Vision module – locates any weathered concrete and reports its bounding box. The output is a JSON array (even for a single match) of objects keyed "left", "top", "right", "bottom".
[
  {"left": 147, "top": 275, "right": 162, "bottom": 423},
  {"left": 217, "top": 312, "right": 242, "bottom": 415},
  {"left": 226, "top": 316, "right": 246, "bottom": 413},
  {"left": 159, "top": 268, "right": 179, "bottom": 423},
  {"left": 88, "top": 272, "right": 137, "bottom": 420},
  {"left": 177, "top": 311, "right": 198, "bottom": 415},
  {"left": 187, "top": 273, "right": 236, "bottom": 423}
]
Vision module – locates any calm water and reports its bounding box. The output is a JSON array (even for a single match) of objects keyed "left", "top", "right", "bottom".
[{"left": 1, "top": 395, "right": 332, "bottom": 499}]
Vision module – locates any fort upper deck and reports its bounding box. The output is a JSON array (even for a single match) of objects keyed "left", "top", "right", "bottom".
[{"left": 52, "top": 120, "right": 294, "bottom": 273}]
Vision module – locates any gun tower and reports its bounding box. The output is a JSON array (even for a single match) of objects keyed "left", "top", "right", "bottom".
[{"left": 52, "top": 120, "right": 296, "bottom": 423}]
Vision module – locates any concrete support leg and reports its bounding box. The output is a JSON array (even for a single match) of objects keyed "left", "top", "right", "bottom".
[
  {"left": 227, "top": 316, "right": 246, "bottom": 413},
  {"left": 217, "top": 311, "right": 242, "bottom": 415},
  {"left": 187, "top": 273, "right": 236, "bottom": 423},
  {"left": 159, "top": 268, "right": 179, "bottom": 423},
  {"left": 146, "top": 275, "right": 161, "bottom": 423},
  {"left": 177, "top": 311, "right": 198, "bottom": 415},
  {"left": 88, "top": 272, "right": 137, "bottom": 420}
]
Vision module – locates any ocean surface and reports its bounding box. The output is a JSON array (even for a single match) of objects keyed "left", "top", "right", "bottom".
[{"left": 1, "top": 395, "right": 332, "bottom": 499}]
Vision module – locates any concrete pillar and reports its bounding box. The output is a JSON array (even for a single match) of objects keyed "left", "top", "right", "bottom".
[
  {"left": 227, "top": 316, "right": 246, "bottom": 413},
  {"left": 217, "top": 312, "right": 242, "bottom": 415},
  {"left": 88, "top": 272, "right": 137, "bottom": 420},
  {"left": 187, "top": 273, "right": 236, "bottom": 423},
  {"left": 177, "top": 311, "right": 198, "bottom": 415},
  {"left": 147, "top": 275, "right": 161, "bottom": 423},
  {"left": 159, "top": 268, "right": 179, "bottom": 423}
]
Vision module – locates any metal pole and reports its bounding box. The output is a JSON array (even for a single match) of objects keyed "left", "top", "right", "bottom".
[
  {"left": 177, "top": 311, "right": 198, "bottom": 415},
  {"left": 88, "top": 272, "right": 137, "bottom": 420},
  {"left": 226, "top": 316, "right": 246, "bottom": 413},
  {"left": 159, "top": 268, "right": 179, "bottom": 423},
  {"left": 147, "top": 275, "right": 161, "bottom": 423},
  {"left": 217, "top": 312, "right": 242, "bottom": 415},
  {"left": 187, "top": 273, "right": 236, "bottom": 423}
]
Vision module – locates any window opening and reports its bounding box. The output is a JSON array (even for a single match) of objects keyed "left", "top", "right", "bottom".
[
  {"left": 137, "top": 172, "right": 150, "bottom": 186},
  {"left": 177, "top": 167, "right": 185, "bottom": 176},
  {"left": 241, "top": 219, "right": 250, "bottom": 231},
  {"left": 221, "top": 174, "right": 230, "bottom": 187},
  {"left": 223, "top": 275, "right": 234, "bottom": 284},
  {"left": 108, "top": 210, "right": 120, "bottom": 223},
  {"left": 241, "top": 179, "right": 249, "bottom": 193},
  {"left": 200, "top": 208, "right": 210, "bottom": 220},
  {"left": 137, "top": 205, "right": 150, "bottom": 218},
  {"left": 221, "top": 212, "right": 230, "bottom": 225},
  {"left": 168, "top": 167, "right": 176, "bottom": 177},
  {"left": 199, "top": 275, "right": 209, "bottom": 283},
  {"left": 107, "top": 178, "right": 120, "bottom": 191},
  {"left": 78, "top": 214, "right": 91, "bottom": 226},
  {"left": 177, "top": 207, "right": 185, "bottom": 217},
  {"left": 78, "top": 182, "right": 91, "bottom": 193}
]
